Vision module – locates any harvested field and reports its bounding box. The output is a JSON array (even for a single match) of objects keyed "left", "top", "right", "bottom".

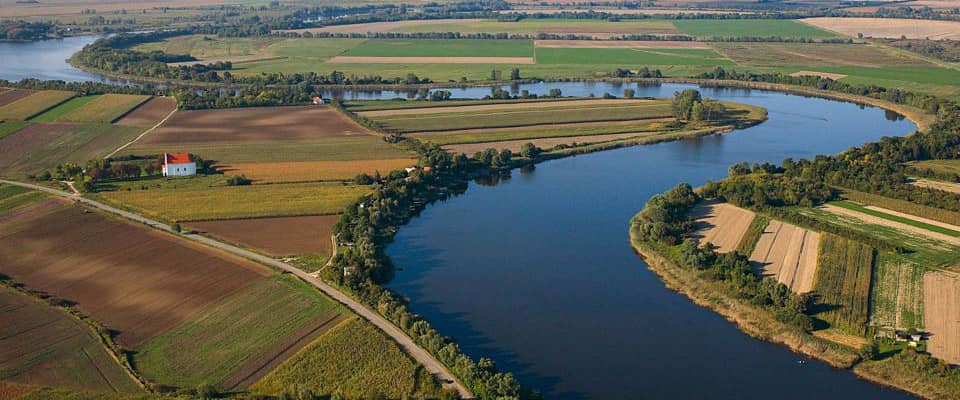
[
  {"left": 690, "top": 201, "right": 756, "bottom": 253},
  {"left": 220, "top": 159, "right": 415, "bottom": 183},
  {"left": 790, "top": 71, "right": 849, "bottom": 80},
  {"left": 912, "top": 178, "right": 960, "bottom": 195},
  {"left": 0, "top": 199, "right": 271, "bottom": 348},
  {"left": 822, "top": 203, "right": 960, "bottom": 244},
  {"left": 328, "top": 56, "right": 535, "bottom": 64},
  {"left": 814, "top": 233, "right": 874, "bottom": 335},
  {"left": 135, "top": 275, "right": 344, "bottom": 389},
  {"left": 711, "top": 42, "right": 929, "bottom": 68},
  {"left": 0, "top": 0, "right": 232, "bottom": 17},
  {"left": 924, "top": 271, "right": 960, "bottom": 364},
  {"left": 358, "top": 99, "right": 642, "bottom": 117},
  {"left": 802, "top": 17, "right": 960, "bottom": 40},
  {"left": 674, "top": 19, "right": 837, "bottom": 38},
  {"left": 114, "top": 97, "right": 176, "bottom": 127},
  {"left": 444, "top": 132, "right": 658, "bottom": 153},
  {"left": 0, "top": 123, "right": 74, "bottom": 173},
  {"left": 535, "top": 40, "right": 708, "bottom": 49},
  {"left": 749, "top": 220, "right": 820, "bottom": 294},
  {"left": 188, "top": 215, "right": 339, "bottom": 257},
  {"left": 98, "top": 182, "right": 369, "bottom": 222},
  {"left": 277, "top": 19, "right": 487, "bottom": 34},
  {"left": 136, "top": 106, "right": 371, "bottom": 145},
  {"left": 0, "top": 286, "right": 140, "bottom": 392},
  {"left": 0, "top": 89, "right": 33, "bottom": 107},
  {"left": 0, "top": 90, "right": 75, "bottom": 121},
  {"left": 0, "top": 122, "right": 145, "bottom": 176}
]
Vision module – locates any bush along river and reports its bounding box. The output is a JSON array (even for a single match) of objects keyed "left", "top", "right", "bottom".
[{"left": 385, "top": 85, "right": 918, "bottom": 400}]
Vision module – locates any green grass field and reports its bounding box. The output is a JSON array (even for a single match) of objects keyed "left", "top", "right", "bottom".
[
  {"left": 0, "top": 184, "right": 46, "bottom": 214},
  {"left": 97, "top": 181, "right": 369, "bottom": 222},
  {"left": 535, "top": 47, "right": 734, "bottom": 66},
  {"left": 58, "top": 94, "right": 150, "bottom": 123},
  {"left": 342, "top": 39, "right": 534, "bottom": 58},
  {"left": 869, "top": 252, "right": 924, "bottom": 330},
  {"left": 0, "top": 120, "right": 29, "bottom": 139},
  {"left": 831, "top": 200, "right": 960, "bottom": 237},
  {"left": 391, "top": 18, "right": 680, "bottom": 35},
  {"left": 909, "top": 159, "right": 960, "bottom": 176},
  {"left": 0, "top": 90, "right": 75, "bottom": 120},
  {"left": 814, "top": 233, "right": 875, "bottom": 335},
  {"left": 673, "top": 19, "right": 837, "bottom": 38},
  {"left": 29, "top": 95, "right": 98, "bottom": 122},
  {"left": 135, "top": 275, "right": 343, "bottom": 388},
  {"left": 253, "top": 317, "right": 442, "bottom": 399},
  {"left": 840, "top": 189, "right": 960, "bottom": 227}
]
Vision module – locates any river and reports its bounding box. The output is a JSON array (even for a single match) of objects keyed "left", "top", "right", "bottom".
[{"left": 2, "top": 37, "right": 919, "bottom": 399}]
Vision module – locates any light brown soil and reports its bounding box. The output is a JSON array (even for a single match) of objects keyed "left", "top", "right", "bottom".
[
  {"left": 0, "top": 286, "right": 139, "bottom": 392},
  {"left": 911, "top": 178, "right": 960, "bottom": 195},
  {"left": 277, "top": 19, "right": 487, "bottom": 35},
  {"left": 187, "top": 215, "right": 339, "bottom": 257},
  {"left": 0, "top": 122, "right": 75, "bottom": 172},
  {"left": 821, "top": 203, "right": 960, "bottom": 245},
  {"left": 219, "top": 313, "right": 346, "bottom": 390},
  {"left": 220, "top": 159, "right": 416, "bottom": 183},
  {"left": 790, "top": 71, "right": 849, "bottom": 80},
  {"left": 802, "top": 17, "right": 960, "bottom": 40},
  {"left": 924, "top": 271, "right": 960, "bottom": 364},
  {"left": 360, "top": 99, "right": 643, "bottom": 117},
  {"left": 443, "top": 131, "right": 656, "bottom": 153},
  {"left": 903, "top": 0, "right": 960, "bottom": 8},
  {"left": 0, "top": 89, "right": 34, "bottom": 108},
  {"left": 535, "top": 40, "right": 709, "bottom": 48},
  {"left": 137, "top": 105, "right": 371, "bottom": 146},
  {"left": 865, "top": 205, "right": 960, "bottom": 233},
  {"left": 0, "top": 199, "right": 271, "bottom": 348},
  {"left": 811, "top": 329, "right": 869, "bottom": 349},
  {"left": 328, "top": 56, "right": 536, "bottom": 64},
  {"left": 0, "top": 0, "right": 232, "bottom": 17},
  {"left": 749, "top": 220, "right": 820, "bottom": 293},
  {"left": 690, "top": 201, "right": 755, "bottom": 252},
  {"left": 113, "top": 97, "right": 175, "bottom": 127}
]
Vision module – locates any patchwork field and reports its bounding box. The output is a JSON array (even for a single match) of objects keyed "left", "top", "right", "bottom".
[
  {"left": 0, "top": 286, "right": 140, "bottom": 392},
  {"left": 814, "top": 233, "right": 874, "bottom": 335},
  {"left": 802, "top": 17, "right": 960, "bottom": 40},
  {"left": 387, "top": 18, "right": 682, "bottom": 37},
  {"left": 840, "top": 189, "right": 960, "bottom": 227},
  {"left": 253, "top": 317, "right": 442, "bottom": 399},
  {"left": 912, "top": 178, "right": 960, "bottom": 195},
  {"left": 187, "top": 215, "right": 339, "bottom": 257},
  {"left": 710, "top": 42, "right": 930, "bottom": 68},
  {"left": 0, "top": 90, "right": 75, "bottom": 120},
  {"left": 98, "top": 182, "right": 369, "bottom": 222},
  {"left": 675, "top": 19, "right": 837, "bottom": 38},
  {"left": 0, "top": 122, "right": 146, "bottom": 176},
  {"left": 823, "top": 202, "right": 960, "bottom": 244},
  {"left": 0, "top": 184, "right": 46, "bottom": 214},
  {"left": 220, "top": 159, "right": 415, "bottom": 183},
  {"left": 135, "top": 275, "right": 345, "bottom": 389},
  {"left": 31, "top": 94, "right": 150, "bottom": 124},
  {"left": 535, "top": 40, "right": 709, "bottom": 49},
  {"left": 113, "top": 97, "right": 177, "bottom": 127},
  {"left": 924, "top": 271, "right": 960, "bottom": 365},
  {"left": 535, "top": 47, "right": 733, "bottom": 66},
  {"left": 343, "top": 39, "right": 534, "bottom": 58},
  {"left": 690, "top": 201, "right": 756, "bottom": 253},
  {"left": 0, "top": 89, "right": 34, "bottom": 107},
  {"left": 0, "top": 199, "right": 271, "bottom": 348},
  {"left": 749, "top": 220, "right": 820, "bottom": 294},
  {"left": 870, "top": 252, "right": 924, "bottom": 330}
]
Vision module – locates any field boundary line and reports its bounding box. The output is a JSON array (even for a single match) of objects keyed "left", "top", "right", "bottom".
[
  {"left": 108, "top": 95, "right": 153, "bottom": 124},
  {"left": 0, "top": 178, "right": 473, "bottom": 399},
  {"left": 104, "top": 102, "right": 178, "bottom": 159}
]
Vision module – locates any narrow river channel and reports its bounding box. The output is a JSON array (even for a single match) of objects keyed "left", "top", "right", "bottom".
[{"left": 1, "top": 37, "right": 920, "bottom": 399}]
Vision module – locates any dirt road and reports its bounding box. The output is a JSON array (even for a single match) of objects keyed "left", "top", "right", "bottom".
[{"left": 0, "top": 179, "right": 472, "bottom": 398}]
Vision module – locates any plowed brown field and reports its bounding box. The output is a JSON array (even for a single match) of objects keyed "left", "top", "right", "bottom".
[
  {"left": 0, "top": 199, "right": 271, "bottom": 348},
  {"left": 188, "top": 215, "right": 339, "bottom": 257},
  {"left": 0, "top": 89, "right": 33, "bottom": 107},
  {"left": 750, "top": 220, "right": 820, "bottom": 293},
  {"left": 0, "top": 123, "right": 74, "bottom": 172},
  {"left": 114, "top": 97, "right": 176, "bottom": 127},
  {"left": 925, "top": 271, "right": 960, "bottom": 364},
  {"left": 691, "top": 201, "right": 755, "bottom": 252}
]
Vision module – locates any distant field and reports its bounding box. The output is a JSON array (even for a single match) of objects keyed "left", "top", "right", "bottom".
[
  {"left": 114, "top": 97, "right": 176, "bottom": 127},
  {"left": 814, "top": 233, "right": 874, "bottom": 335},
  {"left": 0, "top": 286, "right": 140, "bottom": 393},
  {"left": 253, "top": 317, "right": 442, "bottom": 399},
  {"left": 802, "top": 17, "right": 960, "bottom": 40},
  {"left": 32, "top": 94, "right": 150, "bottom": 124},
  {"left": 0, "top": 199, "right": 271, "bottom": 348},
  {"left": 909, "top": 159, "right": 960, "bottom": 176},
  {"left": 870, "top": 252, "right": 924, "bottom": 330},
  {"left": 28, "top": 95, "right": 97, "bottom": 122},
  {"left": 136, "top": 275, "right": 344, "bottom": 389},
  {"left": 0, "top": 90, "right": 75, "bottom": 120},
  {"left": 98, "top": 182, "right": 370, "bottom": 222},
  {"left": 690, "top": 201, "right": 756, "bottom": 253},
  {"left": 389, "top": 18, "right": 682, "bottom": 36},
  {"left": 710, "top": 42, "right": 929, "bottom": 68},
  {"left": 0, "top": 89, "right": 34, "bottom": 107},
  {"left": 133, "top": 34, "right": 283, "bottom": 59},
  {"left": 0, "top": 123, "right": 145, "bottom": 176},
  {"left": 535, "top": 47, "right": 733, "bottom": 66},
  {"left": 188, "top": 215, "right": 339, "bottom": 257},
  {"left": 674, "top": 19, "right": 837, "bottom": 38},
  {"left": 221, "top": 159, "right": 416, "bottom": 183},
  {"left": 342, "top": 39, "right": 534, "bottom": 58}
]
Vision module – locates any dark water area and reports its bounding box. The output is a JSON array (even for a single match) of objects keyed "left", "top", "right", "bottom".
[{"left": 386, "top": 87, "right": 920, "bottom": 399}]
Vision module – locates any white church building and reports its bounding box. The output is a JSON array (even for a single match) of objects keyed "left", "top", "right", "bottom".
[{"left": 162, "top": 153, "right": 196, "bottom": 177}]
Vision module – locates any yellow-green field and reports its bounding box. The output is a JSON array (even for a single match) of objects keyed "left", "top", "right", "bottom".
[
  {"left": 0, "top": 91, "right": 75, "bottom": 120},
  {"left": 32, "top": 94, "right": 151, "bottom": 124}
]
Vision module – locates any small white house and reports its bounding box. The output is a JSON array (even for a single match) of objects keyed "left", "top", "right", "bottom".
[{"left": 162, "top": 153, "right": 196, "bottom": 177}]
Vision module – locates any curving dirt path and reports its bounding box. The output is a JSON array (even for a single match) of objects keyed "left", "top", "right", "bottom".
[{"left": 0, "top": 179, "right": 472, "bottom": 399}]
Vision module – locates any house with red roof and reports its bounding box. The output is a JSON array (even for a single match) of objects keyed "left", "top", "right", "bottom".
[{"left": 161, "top": 153, "right": 196, "bottom": 177}]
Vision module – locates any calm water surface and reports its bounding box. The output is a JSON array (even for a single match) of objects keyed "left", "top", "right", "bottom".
[
  {"left": 386, "top": 86, "right": 919, "bottom": 399},
  {"left": 0, "top": 35, "right": 110, "bottom": 82}
]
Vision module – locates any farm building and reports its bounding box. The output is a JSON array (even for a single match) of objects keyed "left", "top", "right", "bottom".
[{"left": 162, "top": 153, "right": 196, "bottom": 177}]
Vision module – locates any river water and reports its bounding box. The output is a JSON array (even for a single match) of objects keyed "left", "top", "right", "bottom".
[{"left": 3, "top": 37, "right": 919, "bottom": 400}]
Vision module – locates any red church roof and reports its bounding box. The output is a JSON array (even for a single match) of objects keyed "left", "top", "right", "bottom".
[{"left": 164, "top": 153, "right": 192, "bottom": 165}]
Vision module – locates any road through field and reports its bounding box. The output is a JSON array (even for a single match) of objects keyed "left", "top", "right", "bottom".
[{"left": 0, "top": 179, "right": 472, "bottom": 399}]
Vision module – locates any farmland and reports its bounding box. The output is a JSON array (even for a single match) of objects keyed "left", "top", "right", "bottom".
[
  {"left": 220, "top": 159, "right": 416, "bottom": 183},
  {"left": 187, "top": 215, "right": 339, "bottom": 257},
  {"left": 0, "top": 184, "right": 46, "bottom": 213},
  {"left": 802, "top": 17, "right": 960, "bottom": 40},
  {"left": 0, "top": 286, "right": 140, "bottom": 392},
  {"left": 749, "top": 220, "right": 820, "bottom": 294},
  {"left": 813, "top": 233, "right": 874, "bottom": 335},
  {"left": 31, "top": 94, "right": 150, "bottom": 124},
  {"left": 710, "top": 42, "right": 930, "bottom": 68},
  {"left": 825, "top": 201, "right": 960, "bottom": 241},
  {"left": 342, "top": 39, "right": 534, "bottom": 58},
  {"left": 0, "top": 90, "right": 75, "bottom": 120},
  {"left": 840, "top": 189, "right": 960, "bottom": 226},
  {"left": 253, "top": 317, "right": 442, "bottom": 399},
  {"left": 535, "top": 47, "right": 734, "bottom": 66},
  {"left": 0, "top": 122, "right": 146, "bottom": 176},
  {"left": 113, "top": 97, "right": 176, "bottom": 127},
  {"left": 0, "top": 89, "right": 34, "bottom": 107},
  {"left": 135, "top": 275, "right": 345, "bottom": 389},
  {"left": 0, "top": 199, "right": 271, "bottom": 348},
  {"left": 690, "top": 201, "right": 756, "bottom": 253},
  {"left": 97, "top": 181, "right": 369, "bottom": 222},
  {"left": 870, "top": 252, "right": 924, "bottom": 330},
  {"left": 909, "top": 159, "right": 960, "bottom": 176},
  {"left": 912, "top": 178, "right": 960, "bottom": 195},
  {"left": 674, "top": 19, "right": 837, "bottom": 38},
  {"left": 924, "top": 271, "right": 960, "bottom": 364}
]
